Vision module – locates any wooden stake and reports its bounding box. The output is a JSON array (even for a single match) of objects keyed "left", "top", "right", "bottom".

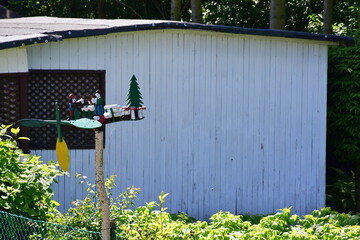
[{"left": 95, "top": 130, "right": 111, "bottom": 240}]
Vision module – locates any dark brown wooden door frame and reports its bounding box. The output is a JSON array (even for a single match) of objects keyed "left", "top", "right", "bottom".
[{"left": 0, "top": 72, "right": 29, "bottom": 151}]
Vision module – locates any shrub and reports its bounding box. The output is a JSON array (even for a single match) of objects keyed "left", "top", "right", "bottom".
[
  {"left": 53, "top": 176, "right": 360, "bottom": 240},
  {"left": 327, "top": 31, "right": 360, "bottom": 212},
  {"left": 0, "top": 124, "right": 64, "bottom": 220},
  {"left": 51, "top": 174, "right": 141, "bottom": 234},
  {"left": 327, "top": 168, "right": 356, "bottom": 213}
]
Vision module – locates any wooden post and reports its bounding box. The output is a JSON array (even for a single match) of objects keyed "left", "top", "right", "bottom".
[{"left": 95, "top": 130, "right": 111, "bottom": 240}]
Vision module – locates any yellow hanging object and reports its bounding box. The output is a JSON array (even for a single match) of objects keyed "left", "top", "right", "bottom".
[{"left": 56, "top": 138, "right": 70, "bottom": 172}]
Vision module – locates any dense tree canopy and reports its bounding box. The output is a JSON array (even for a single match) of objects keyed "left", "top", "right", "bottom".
[
  {"left": 327, "top": 32, "right": 360, "bottom": 211},
  {"left": 2, "top": 0, "right": 359, "bottom": 35}
]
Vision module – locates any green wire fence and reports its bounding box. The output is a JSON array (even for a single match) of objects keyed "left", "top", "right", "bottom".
[{"left": 0, "top": 210, "right": 101, "bottom": 240}]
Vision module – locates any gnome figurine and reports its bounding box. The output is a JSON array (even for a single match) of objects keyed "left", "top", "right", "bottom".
[
  {"left": 68, "top": 93, "right": 80, "bottom": 120},
  {"left": 92, "top": 90, "right": 105, "bottom": 123}
]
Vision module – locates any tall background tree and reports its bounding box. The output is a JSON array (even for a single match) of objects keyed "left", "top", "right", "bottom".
[
  {"left": 97, "top": 0, "right": 105, "bottom": 19},
  {"left": 171, "top": 0, "right": 182, "bottom": 20},
  {"left": 191, "top": 0, "right": 202, "bottom": 23},
  {"left": 1, "top": 0, "right": 357, "bottom": 33},
  {"left": 323, "top": 0, "right": 334, "bottom": 34},
  {"left": 269, "top": 0, "right": 285, "bottom": 29}
]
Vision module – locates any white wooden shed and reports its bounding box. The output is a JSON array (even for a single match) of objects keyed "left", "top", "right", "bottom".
[{"left": 0, "top": 17, "right": 355, "bottom": 220}]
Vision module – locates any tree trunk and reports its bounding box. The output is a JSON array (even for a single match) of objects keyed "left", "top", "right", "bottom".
[
  {"left": 171, "top": 0, "right": 182, "bottom": 21},
  {"left": 269, "top": 0, "right": 285, "bottom": 30},
  {"left": 323, "top": 0, "right": 333, "bottom": 34},
  {"left": 191, "top": 0, "right": 202, "bottom": 23},
  {"left": 97, "top": 0, "right": 105, "bottom": 19},
  {"left": 95, "top": 130, "right": 110, "bottom": 240},
  {"left": 355, "top": 161, "right": 360, "bottom": 212}
]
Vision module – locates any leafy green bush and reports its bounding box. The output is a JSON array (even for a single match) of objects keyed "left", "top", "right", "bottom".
[
  {"left": 327, "top": 168, "right": 356, "bottom": 213},
  {"left": 0, "top": 124, "right": 64, "bottom": 220},
  {"left": 117, "top": 206, "right": 360, "bottom": 240},
  {"left": 327, "top": 31, "right": 360, "bottom": 212},
  {"left": 52, "top": 175, "right": 360, "bottom": 239},
  {"left": 51, "top": 174, "right": 141, "bottom": 233}
]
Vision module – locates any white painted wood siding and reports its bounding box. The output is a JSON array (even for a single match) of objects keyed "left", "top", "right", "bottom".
[
  {"left": 28, "top": 30, "right": 328, "bottom": 220},
  {"left": 0, "top": 47, "right": 28, "bottom": 73}
]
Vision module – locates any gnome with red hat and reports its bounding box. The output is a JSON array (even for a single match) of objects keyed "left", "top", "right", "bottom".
[{"left": 68, "top": 93, "right": 80, "bottom": 119}]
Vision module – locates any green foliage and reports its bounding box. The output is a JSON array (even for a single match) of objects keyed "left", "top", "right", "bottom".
[
  {"left": 307, "top": 0, "right": 360, "bottom": 35},
  {"left": 286, "top": 0, "right": 322, "bottom": 32},
  {"left": 2, "top": 0, "right": 172, "bottom": 20},
  {"left": 326, "top": 23, "right": 360, "bottom": 213},
  {"left": 51, "top": 174, "right": 141, "bottom": 233},
  {"left": 327, "top": 32, "right": 360, "bottom": 164},
  {"left": 3, "top": 0, "right": 359, "bottom": 35},
  {"left": 203, "top": 0, "right": 359, "bottom": 34},
  {"left": 0, "top": 210, "right": 101, "bottom": 240},
  {"left": 332, "top": 0, "right": 360, "bottom": 35},
  {"left": 52, "top": 177, "right": 360, "bottom": 240},
  {"left": 203, "top": 0, "right": 269, "bottom": 28},
  {"left": 0, "top": 124, "right": 64, "bottom": 220},
  {"left": 203, "top": 0, "right": 324, "bottom": 31},
  {"left": 327, "top": 168, "right": 356, "bottom": 213},
  {"left": 116, "top": 207, "right": 360, "bottom": 240},
  {"left": 170, "top": 211, "right": 197, "bottom": 223},
  {"left": 307, "top": 13, "right": 324, "bottom": 34},
  {"left": 51, "top": 174, "right": 102, "bottom": 231},
  {"left": 2, "top": 0, "right": 96, "bottom": 18}
]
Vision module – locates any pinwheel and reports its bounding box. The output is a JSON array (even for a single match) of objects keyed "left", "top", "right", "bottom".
[{"left": 17, "top": 104, "right": 102, "bottom": 171}]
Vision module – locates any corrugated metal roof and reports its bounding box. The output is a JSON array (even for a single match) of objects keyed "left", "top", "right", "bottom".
[{"left": 0, "top": 16, "right": 355, "bottom": 50}]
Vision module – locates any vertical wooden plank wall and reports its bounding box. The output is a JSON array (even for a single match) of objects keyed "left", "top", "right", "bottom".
[
  {"left": 0, "top": 47, "right": 28, "bottom": 73},
  {"left": 27, "top": 30, "right": 328, "bottom": 219}
]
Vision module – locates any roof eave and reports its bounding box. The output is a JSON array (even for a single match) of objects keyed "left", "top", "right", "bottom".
[
  {"left": 46, "top": 22, "right": 356, "bottom": 47},
  {"left": 0, "top": 34, "right": 62, "bottom": 50},
  {"left": 0, "top": 19, "right": 355, "bottom": 50}
]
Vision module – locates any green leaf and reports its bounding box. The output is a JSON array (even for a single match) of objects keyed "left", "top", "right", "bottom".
[
  {"left": 17, "top": 137, "right": 30, "bottom": 140},
  {"left": 10, "top": 127, "right": 20, "bottom": 135}
]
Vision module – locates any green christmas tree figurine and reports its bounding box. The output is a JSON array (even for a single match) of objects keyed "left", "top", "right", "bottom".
[{"left": 126, "top": 74, "right": 144, "bottom": 108}]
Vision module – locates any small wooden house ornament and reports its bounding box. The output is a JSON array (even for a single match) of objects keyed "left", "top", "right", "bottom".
[
  {"left": 17, "top": 74, "right": 146, "bottom": 172},
  {"left": 68, "top": 75, "right": 146, "bottom": 124}
]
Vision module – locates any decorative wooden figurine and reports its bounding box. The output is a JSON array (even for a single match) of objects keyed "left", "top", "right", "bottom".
[
  {"left": 79, "top": 94, "right": 95, "bottom": 119},
  {"left": 17, "top": 104, "right": 102, "bottom": 171},
  {"left": 18, "top": 74, "right": 146, "bottom": 171},
  {"left": 93, "top": 90, "right": 105, "bottom": 123},
  {"left": 68, "top": 93, "right": 80, "bottom": 120},
  {"left": 127, "top": 74, "right": 144, "bottom": 119},
  {"left": 100, "top": 75, "right": 146, "bottom": 123}
]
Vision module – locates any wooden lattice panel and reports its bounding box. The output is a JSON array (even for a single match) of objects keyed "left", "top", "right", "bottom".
[
  {"left": 0, "top": 76, "right": 21, "bottom": 125},
  {"left": 28, "top": 71, "right": 104, "bottom": 149}
]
